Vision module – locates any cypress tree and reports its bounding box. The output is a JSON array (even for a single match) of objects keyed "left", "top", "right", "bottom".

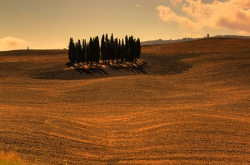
[
  {"left": 121, "top": 39, "right": 125, "bottom": 63},
  {"left": 86, "top": 44, "right": 90, "bottom": 65},
  {"left": 68, "top": 38, "right": 71, "bottom": 63},
  {"left": 110, "top": 33, "right": 115, "bottom": 63},
  {"left": 128, "top": 36, "right": 132, "bottom": 62},
  {"left": 114, "top": 38, "right": 118, "bottom": 62},
  {"left": 117, "top": 39, "right": 121, "bottom": 63},
  {"left": 75, "top": 42, "right": 78, "bottom": 63},
  {"left": 89, "top": 37, "right": 94, "bottom": 64},
  {"left": 136, "top": 38, "right": 141, "bottom": 60},
  {"left": 105, "top": 34, "right": 110, "bottom": 64},
  {"left": 94, "top": 36, "right": 100, "bottom": 65},
  {"left": 125, "top": 35, "right": 129, "bottom": 61},
  {"left": 82, "top": 39, "right": 86, "bottom": 64},
  {"left": 76, "top": 39, "right": 82, "bottom": 64},
  {"left": 129, "top": 35, "right": 136, "bottom": 62},
  {"left": 132, "top": 36, "right": 136, "bottom": 62},
  {"left": 101, "top": 34, "right": 106, "bottom": 63},
  {"left": 133, "top": 37, "right": 137, "bottom": 62},
  {"left": 68, "top": 37, "right": 74, "bottom": 64},
  {"left": 71, "top": 42, "right": 76, "bottom": 64},
  {"left": 92, "top": 37, "right": 97, "bottom": 64}
]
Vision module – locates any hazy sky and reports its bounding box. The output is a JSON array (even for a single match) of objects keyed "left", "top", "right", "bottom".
[{"left": 1, "top": 0, "right": 249, "bottom": 50}]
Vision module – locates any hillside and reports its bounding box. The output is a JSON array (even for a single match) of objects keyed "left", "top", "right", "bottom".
[{"left": 0, "top": 38, "right": 250, "bottom": 164}]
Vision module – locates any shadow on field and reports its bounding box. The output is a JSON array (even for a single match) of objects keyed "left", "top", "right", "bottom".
[
  {"left": 72, "top": 60, "right": 149, "bottom": 76},
  {"left": 108, "top": 62, "right": 149, "bottom": 74},
  {"left": 26, "top": 52, "right": 203, "bottom": 80},
  {"left": 29, "top": 60, "right": 150, "bottom": 80},
  {"left": 142, "top": 53, "right": 199, "bottom": 75},
  {"left": 74, "top": 67, "right": 109, "bottom": 76}
]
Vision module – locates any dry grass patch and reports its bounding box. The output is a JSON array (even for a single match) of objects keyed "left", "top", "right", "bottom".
[{"left": 0, "top": 152, "right": 28, "bottom": 165}]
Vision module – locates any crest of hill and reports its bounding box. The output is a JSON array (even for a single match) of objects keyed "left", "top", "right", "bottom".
[
  {"left": 141, "top": 35, "right": 250, "bottom": 46},
  {"left": 0, "top": 49, "right": 67, "bottom": 56},
  {"left": 141, "top": 38, "right": 250, "bottom": 55}
]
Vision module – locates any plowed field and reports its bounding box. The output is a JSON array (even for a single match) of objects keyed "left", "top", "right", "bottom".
[{"left": 0, "top": 38, "right": 250, "bottom": 164}]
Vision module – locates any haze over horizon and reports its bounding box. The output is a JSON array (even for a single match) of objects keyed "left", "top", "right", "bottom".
[{"left": 1, "top": 0, "right": 249, "bottom": 50}]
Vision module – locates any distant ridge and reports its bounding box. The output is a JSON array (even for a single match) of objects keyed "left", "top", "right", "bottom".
[{"left": 141, "top": 35, "right": 250, "bottom": 45}]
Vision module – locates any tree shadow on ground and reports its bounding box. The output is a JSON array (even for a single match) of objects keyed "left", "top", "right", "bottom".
[
  {"left": 30, "top": 52, "right": 209, "bottom": 80},
  {"left": 108, "top": 60, "right": 149, "bottom": 74},
  {"left": 74, "top": 67, "right": 109, "bottom": 76},
  {"left": 71, "top": 59, "right": 150, "bottom": 77}
]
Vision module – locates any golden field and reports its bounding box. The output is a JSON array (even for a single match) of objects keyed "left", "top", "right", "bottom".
[{"left": 0, "top": 38, "right": 249, "bottom": 164}]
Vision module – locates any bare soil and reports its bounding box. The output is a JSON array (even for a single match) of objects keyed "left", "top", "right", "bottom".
[{"left": 0, "top": 38, "right": 250, "bottom": 164}]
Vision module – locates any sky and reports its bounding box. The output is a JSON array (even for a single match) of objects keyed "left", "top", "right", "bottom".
[{"left": 0, "top": 0, "right": 249, "bottom": 50}]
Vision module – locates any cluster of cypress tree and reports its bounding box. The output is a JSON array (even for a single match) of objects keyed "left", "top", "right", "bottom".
[
  {"left": 68, "top": 36, "right": 100, "bottom": 65},
  {"left": 68, "top": 34, "right": 141, "bottom": 65},
  {"left": 101, "top": 34, "right": 141, "bottom": 64}
]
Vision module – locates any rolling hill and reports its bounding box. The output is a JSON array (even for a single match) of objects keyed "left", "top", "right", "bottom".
[{"left": 0, "top": 38, "right": 249, "bottom": 164}]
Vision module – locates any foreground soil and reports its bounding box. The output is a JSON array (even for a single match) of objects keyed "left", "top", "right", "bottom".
[{"left": 0, "top": 38, "right": 250, "bottom": 164}]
